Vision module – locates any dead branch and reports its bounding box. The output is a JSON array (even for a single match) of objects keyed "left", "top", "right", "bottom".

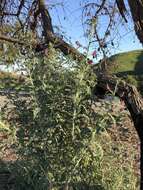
[{"left": 0, "top": 35, "right": 25, "bottom": 45}]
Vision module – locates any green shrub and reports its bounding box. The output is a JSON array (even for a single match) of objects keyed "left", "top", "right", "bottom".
[{"left": 1, "top": 45, "right": 138, "bottom": 189}]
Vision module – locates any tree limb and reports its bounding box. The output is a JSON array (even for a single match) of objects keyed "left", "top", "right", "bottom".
[
  {"left": 116, "top": 0, "right": 128, "bottom": 22},
  {"left": 43, "top": 31, "right": 85, "bottom": 61},
  {"left": 0, "top": 35, "right": 25, "bottom": 45},
  {"left": 95, "top": 0, "right": 107, "bottom": 16},
  {"left": 17, "top": 0, "right": 25, "bottom": 16},
  {"left": 96, "top": 73, "right": 143, "bottom": 189},
  {"left": 38, "top": 0, "right": 85, "bottom": 62},
  {"left": 0, "top": 0, "right": 86, "bottom": 62},
  {"left": 96, "top": 73, "right": 143, "bottom": 140},
  {"left": 128, "top": 0, "right": 143, "bottom": 44}
]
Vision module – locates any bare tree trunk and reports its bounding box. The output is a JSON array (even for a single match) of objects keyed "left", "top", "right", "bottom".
[{"left": 128, "top": 0, "right": 143, "bottom": 44}]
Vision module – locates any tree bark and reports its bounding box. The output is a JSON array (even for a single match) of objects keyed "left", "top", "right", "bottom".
[{"left": 128, "top": 0, "right": 143, "bottom": 44}]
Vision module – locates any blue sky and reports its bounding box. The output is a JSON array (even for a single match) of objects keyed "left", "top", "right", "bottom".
[{"left": 49, "top": 0, "right": 142, "bottom": 59}]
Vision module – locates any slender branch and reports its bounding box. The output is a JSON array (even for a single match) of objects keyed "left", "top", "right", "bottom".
[
  {"left": 0, "top": 12, "right": 17, "bottom": 16},
  {"left": 0, "top": 0, "right": 25, "bottom": 17},
  {"left": 0, "top": 35, "right": 25, "bottom": 45},
  {"left": 116, "top": 0, "right": 127, "bottom": 22},
  {"left": 17, "top": 0, "right": 25, "bottom": 16},
  {"left": 95, "top": 0, "right": 107, "bottom": 16}
]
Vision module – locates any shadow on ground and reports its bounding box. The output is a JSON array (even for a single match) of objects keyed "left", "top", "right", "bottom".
[{"left": 0, "top": 159, "right": 105, "bottom": 190}]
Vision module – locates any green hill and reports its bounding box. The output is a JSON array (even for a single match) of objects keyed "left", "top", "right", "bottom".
[
  {"left": 106, "top": 50, "right": 143, "bottom": 91},
  {"left": 107, "top": 50, "right": 143, "bottom": 74}
]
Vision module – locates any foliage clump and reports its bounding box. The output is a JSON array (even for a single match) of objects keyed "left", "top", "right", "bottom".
[{"left": 0, "top": 46, "right": 139, "bottom": 189}]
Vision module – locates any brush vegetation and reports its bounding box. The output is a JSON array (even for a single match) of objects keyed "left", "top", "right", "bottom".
[{"left": 0, "top": 46, "right": 139, "bottom": 189}]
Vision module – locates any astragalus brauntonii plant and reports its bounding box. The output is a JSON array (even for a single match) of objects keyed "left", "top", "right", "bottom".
[{"left": 6, "top": 45, "right": 138, "bottom": 190}]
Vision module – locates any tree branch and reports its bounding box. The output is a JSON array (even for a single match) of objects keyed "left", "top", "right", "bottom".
[
  {"left": 0, "top": 12, "right": 17, "bottom": 16},
  {"left": 0, "top": 0, "right": 25, "bottom": 17},
  {"left": 0, "top": 35, "right": 25, "bottom": 45},
  {"left": 96, "top": 73, "right": 143, "bottom": 138},
  {"left": 96, "top": 73, "right": 143, "bottom": 189},
  {"left": 128, "top": 0, "right": 143, "bottom": 44},
  {"left": 44, "top": 31, "right": 85, "bottom": 61},
  {"left": 0, "top": 0, "right": 86, "bottom": 62},
  {"left": 17, "top": 0, "right": 25, "bottom": 16},
  {"left": 116, "top": 0, "right": 127, "bottom": 23},
  {"left": 95, "top": 0, "right": 107, "bottom": 16},
  {"left": 38, "top": 0, "right": 85, "bottom": 62}
]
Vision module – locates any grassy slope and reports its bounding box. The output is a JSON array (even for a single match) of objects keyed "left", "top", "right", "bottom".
[
  {"left": 106, "top": 50, "right": 143, "bottom": 91},
  {"left": 108, "top": 50, "right": 143, "bottom": 74}
]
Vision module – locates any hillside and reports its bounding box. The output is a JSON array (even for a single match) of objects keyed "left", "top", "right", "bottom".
[
  {"left": 107, "top": 50, "right": 143, "bottom": 74},
  {"left": 106, "top": 50, "right": 143, "bottom": 91}
]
